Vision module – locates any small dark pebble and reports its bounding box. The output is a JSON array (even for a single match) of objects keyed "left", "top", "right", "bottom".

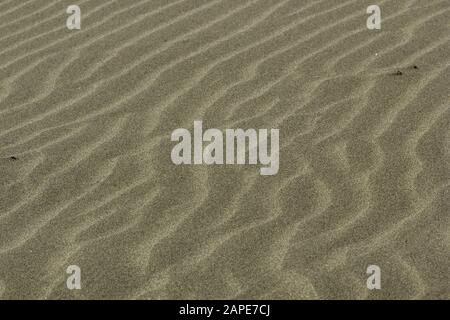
[
  {"left": 413, "top": 65, "right": 419, "bottom": 69},
  {"left": 395, "top": 70, "right": 403, "bottom": 76},
  {"left": 9, "top": 156, "right": 17, "bottom": 160}
]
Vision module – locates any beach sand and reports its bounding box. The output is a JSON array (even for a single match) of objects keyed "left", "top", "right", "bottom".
[{"left": 0, "top": 0, "right": 449, "bottom": 299}]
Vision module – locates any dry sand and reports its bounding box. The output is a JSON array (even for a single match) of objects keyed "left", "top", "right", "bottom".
[{"left": 0, "top": 0, "right": 449, "bottom": 299}]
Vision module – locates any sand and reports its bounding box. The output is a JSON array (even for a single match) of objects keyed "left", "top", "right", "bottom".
[{"left": 0, "top": 0, "right": 449, "bottom": 300}]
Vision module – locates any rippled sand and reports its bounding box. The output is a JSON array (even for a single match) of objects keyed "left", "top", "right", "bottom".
[{"left": 0, "top": 0, "right": 449, "bottom": 299}]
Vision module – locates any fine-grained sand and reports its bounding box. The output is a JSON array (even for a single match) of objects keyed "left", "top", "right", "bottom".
[{"left": 0, "top": 0, "right": 449, "bottom": 300}]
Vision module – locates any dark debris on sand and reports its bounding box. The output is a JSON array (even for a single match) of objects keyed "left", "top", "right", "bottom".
[{"left": 392, "top": 66, "right": 419, "bottom": 76}]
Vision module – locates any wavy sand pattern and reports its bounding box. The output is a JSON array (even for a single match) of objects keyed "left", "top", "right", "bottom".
[{"left": 0, "top": 0, "right": 449, "bottom": 299}]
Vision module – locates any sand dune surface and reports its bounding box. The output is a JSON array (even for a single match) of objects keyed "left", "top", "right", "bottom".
[{"left": 0, "top": 0, "right": 449, "bottom": 299}]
